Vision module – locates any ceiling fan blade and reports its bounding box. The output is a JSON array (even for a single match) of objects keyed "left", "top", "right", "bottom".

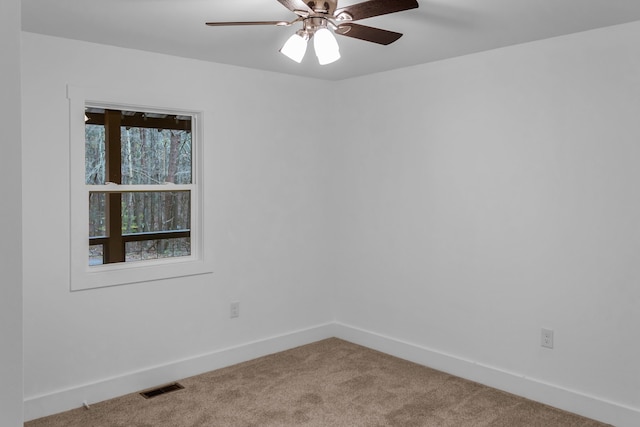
[
  {"left": 335, "top": 23, "right": 403, "bottom": 45},
  {"left": 277, "top": 0, "right": 314, "bottom": 15},
  {"left": 334, "top": 0, "right": 418, "bottom": 21},
  {"left": 205, "top": 21, "right": 290, "bottom": 27}
]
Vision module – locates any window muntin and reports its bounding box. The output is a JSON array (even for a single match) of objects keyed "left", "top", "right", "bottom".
[{"left": 85, "top": 107, "right": 193, "bottom": 266}]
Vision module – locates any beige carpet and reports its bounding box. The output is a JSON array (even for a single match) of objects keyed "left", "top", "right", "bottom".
[{"left": 26, "top": 338, "right": 610, "bottom": 427}]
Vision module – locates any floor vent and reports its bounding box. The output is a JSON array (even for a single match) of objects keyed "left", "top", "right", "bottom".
[{"left": 140, "top": 382, "right": 185, "bottom": 399}]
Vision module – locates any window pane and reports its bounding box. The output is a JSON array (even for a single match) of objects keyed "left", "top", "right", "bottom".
[
  {"left": 89, "top": 192, "right": 106, "bottom": 238},
  {"left": 125, "top": 237, "right": 191, "bottom": 262},
  {"left": 121, "top": 127, "right": 192, "bottom": 185},
  {"left": 85, "top": 107, "right": 192, "bottom": 186},
  {"left": 85, "top": 124, "right": 105, "bottom": 185},
  {"left": 121, "top": 191, "right": 190, "bottom": 234},
  {"left": 89, "top": 191, "right": 190, "bottom": 266},
  {"left": 89, "top": 244, "right": 104, "bottom": 266}
]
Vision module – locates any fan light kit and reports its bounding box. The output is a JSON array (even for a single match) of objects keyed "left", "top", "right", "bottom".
[
  {"left": 206, "top": 0, "right": 419, "bottom": 65},
  {"left": 280, "top": 18, "right": 342, "bottom": 64}
]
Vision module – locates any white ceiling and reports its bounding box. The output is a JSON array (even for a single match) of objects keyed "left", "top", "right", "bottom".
[{"left": 21, "top": 0, "right": 640, "bottom": 80}]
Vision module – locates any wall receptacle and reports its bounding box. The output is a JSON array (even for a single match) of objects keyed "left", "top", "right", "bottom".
[
  {"left": 541, "top": 328, "right": 554, "bottom": 349},
  {"left": 230, "top": 302, "right": 240, "bottom": 318}
]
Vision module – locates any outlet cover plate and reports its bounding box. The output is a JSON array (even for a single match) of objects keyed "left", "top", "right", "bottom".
[
  {"left": 230, "top": 302, "right": 240, "bottom": 318},
  {"left": 541, "top": 328, "right": 554, "bottom": 349}
]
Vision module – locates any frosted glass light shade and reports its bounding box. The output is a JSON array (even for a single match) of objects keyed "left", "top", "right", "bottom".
[
  {"left": 280, "top": 33, "right": 308, "bottom": 63},
  {"left": 313, "top": 28, "right": 340, "bottom": 65}
]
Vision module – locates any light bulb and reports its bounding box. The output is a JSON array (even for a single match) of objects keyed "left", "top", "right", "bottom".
[
  {"left": 280, "top": 32, "right": 308, "bottom": 63},
  {"left": 313, "top": 28, "right": 340, "bottom": 65}
]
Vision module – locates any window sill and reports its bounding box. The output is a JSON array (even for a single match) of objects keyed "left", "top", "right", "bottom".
[{"left": 71, "top": 257, "right": 213, "bottom": 291}]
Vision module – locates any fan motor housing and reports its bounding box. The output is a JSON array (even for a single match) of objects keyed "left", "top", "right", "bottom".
[
  {"left": 308, "top": 0, "right": 337, "bottom": 15},
  {"left": 303, "top": 17, "right": 330, "bottom": 34}
]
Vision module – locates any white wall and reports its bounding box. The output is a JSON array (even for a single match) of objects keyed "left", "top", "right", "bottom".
[
  {"left": 0, "top": 0, "right": 23, "bottom": 426},
  {"left": 330, "top": 21, "right": 640, "bottom": 426},
  {"left": 21, "top": 33, "right": 334, "bottom": 420}
]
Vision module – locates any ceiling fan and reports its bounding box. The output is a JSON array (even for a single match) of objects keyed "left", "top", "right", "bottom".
[{"left": 206, "top": 0, "right": 419, "bottom": 65}]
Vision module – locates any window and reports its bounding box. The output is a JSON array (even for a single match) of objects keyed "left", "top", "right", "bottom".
[
  {"left": 85, "top": 107, "right": 193, "bottom": 266},
  {"left": 68, "top": 86, "right": 210, "bottom": 290}
]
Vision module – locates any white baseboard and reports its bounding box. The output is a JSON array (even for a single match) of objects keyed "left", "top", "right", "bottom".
[
  {"left": 23, "top": 322, "right": 337, "bottom": 422},
  {"left": 332, "top": 321, "right": 640, "bottom": 427},
  {"left": 24, "top": 321, "right": 640, "bottom": 426}
]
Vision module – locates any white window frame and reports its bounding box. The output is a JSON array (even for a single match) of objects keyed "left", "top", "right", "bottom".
[{"left": 68, "top": 85, "right": 211, "bottom": 291}]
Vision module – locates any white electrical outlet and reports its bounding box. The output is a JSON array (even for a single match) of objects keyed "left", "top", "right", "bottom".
[
  {"left": 230, "top": 302, "right": 240, "bottom": 318},
  {"left": 541, "top": 328, "right": 554, "bottom": 349}
]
